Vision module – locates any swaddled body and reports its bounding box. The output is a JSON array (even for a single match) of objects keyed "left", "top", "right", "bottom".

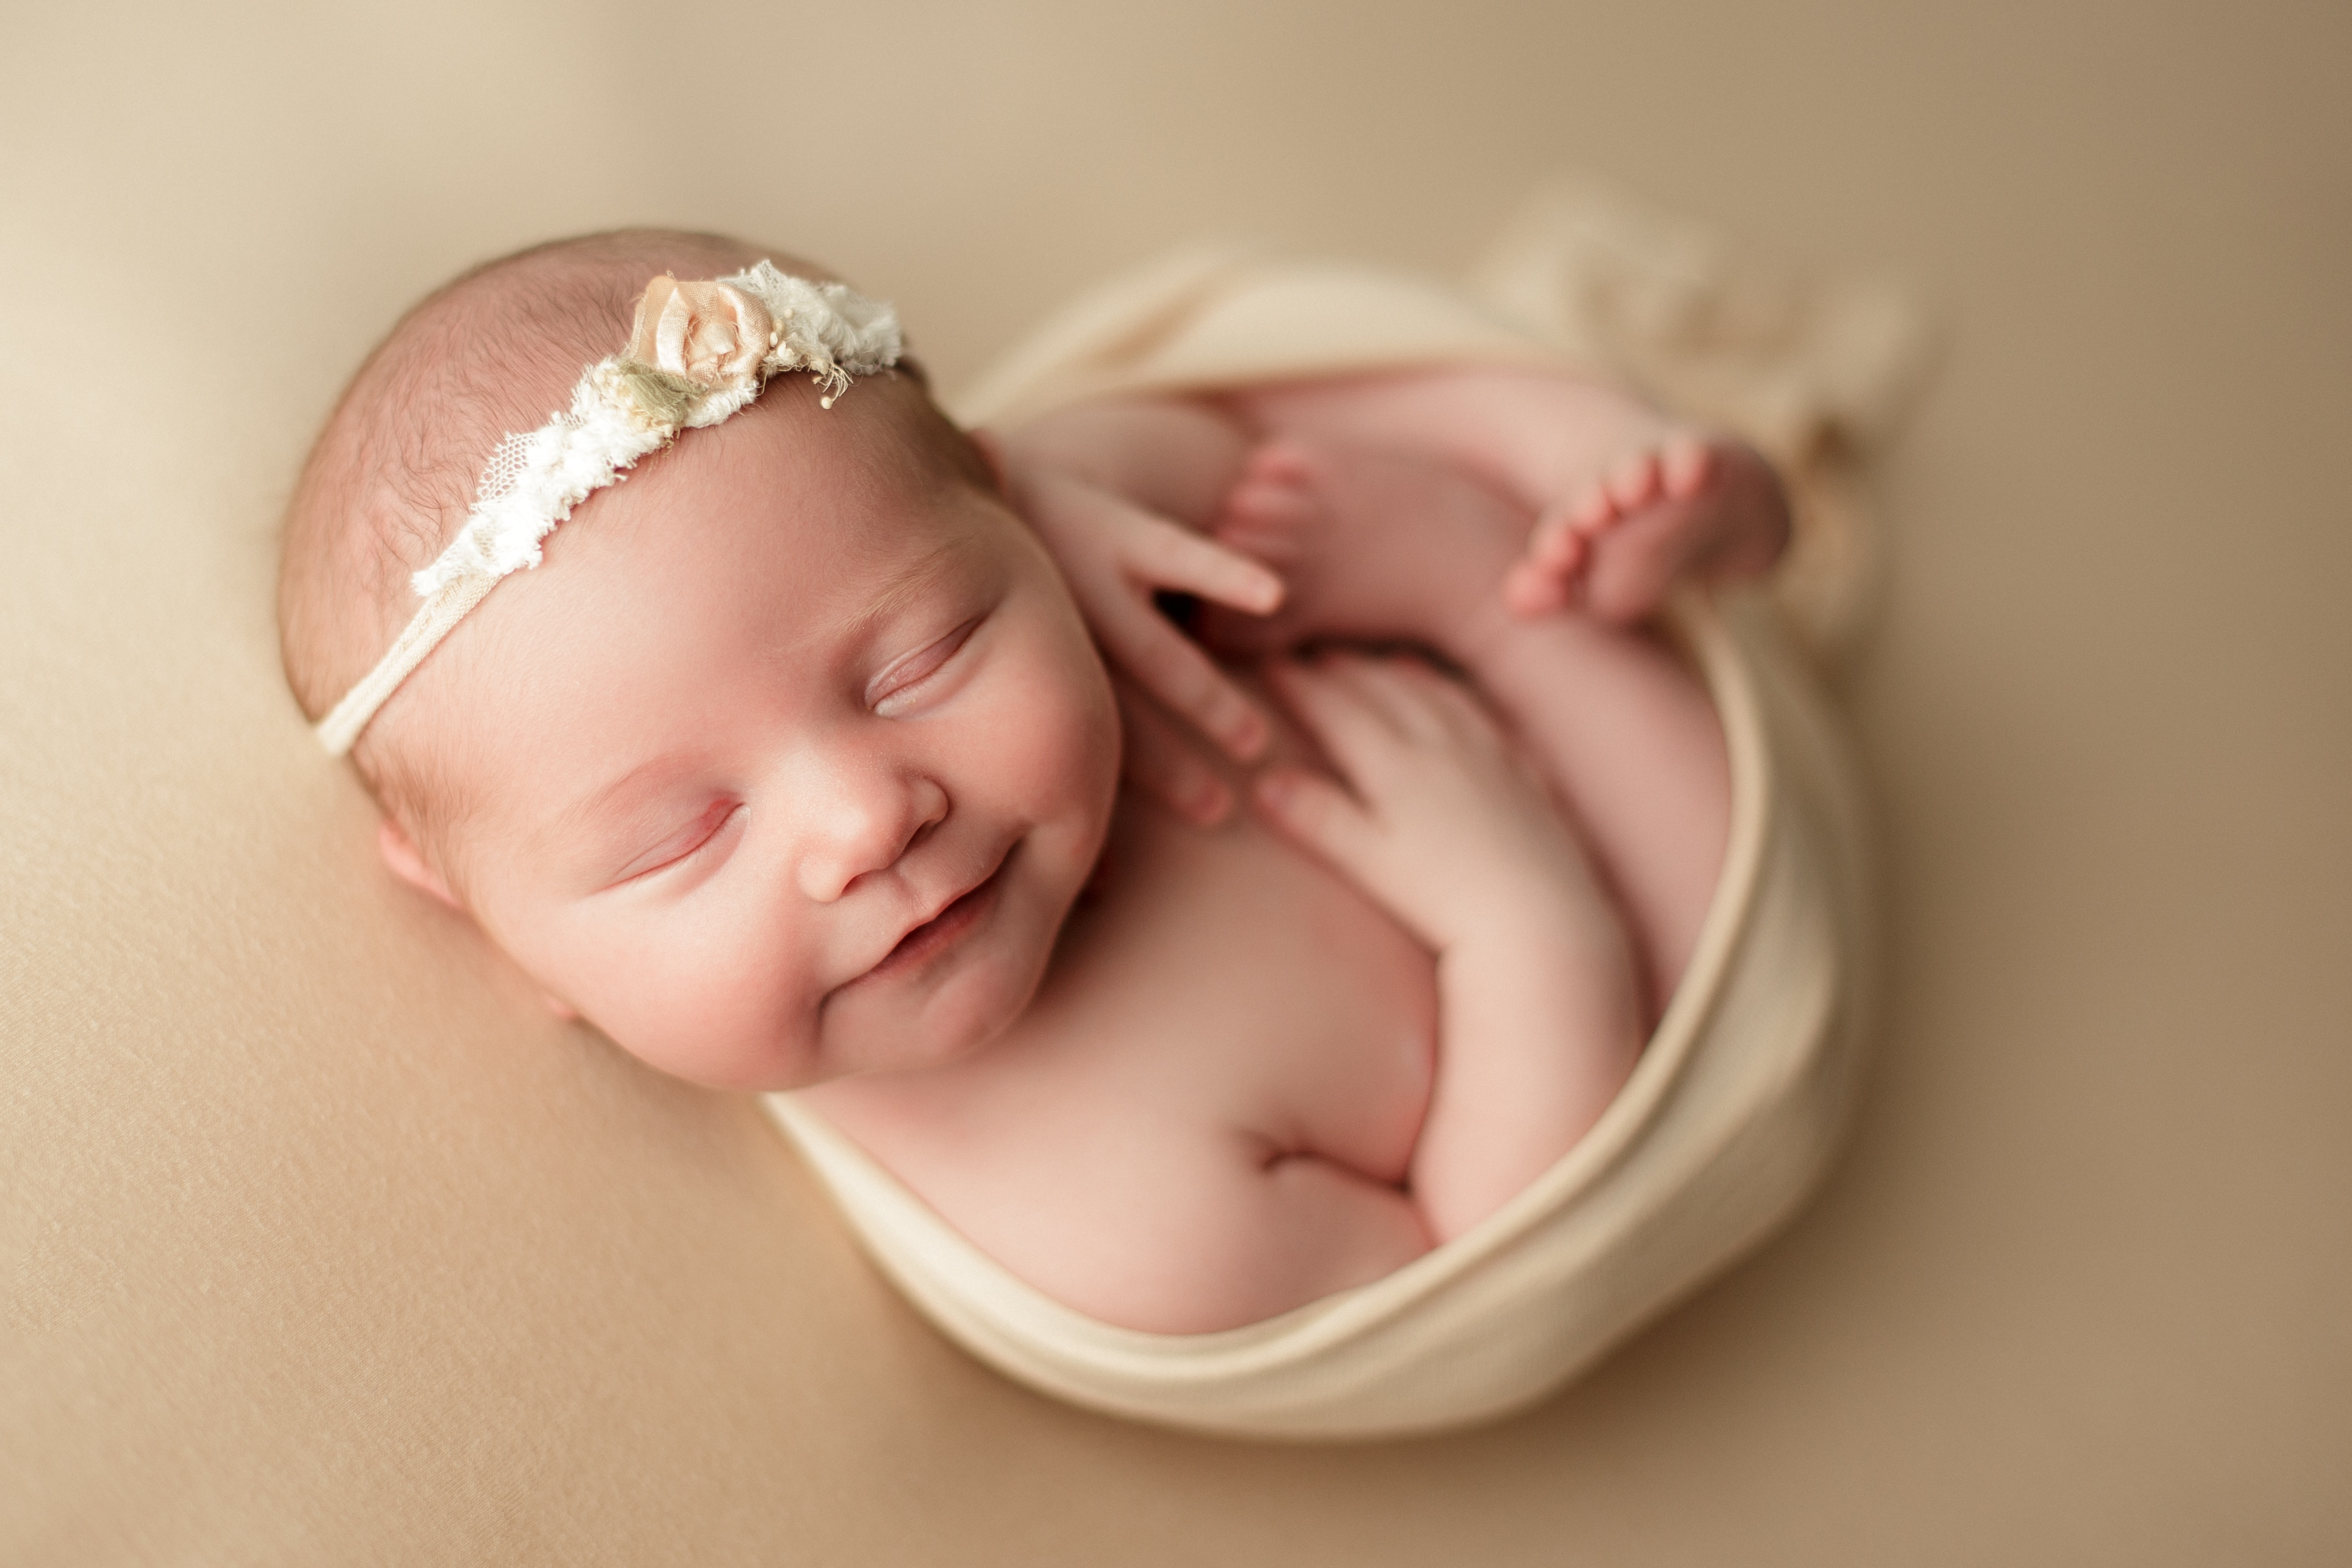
[
  {"left": 804, "top": 376, "right": 1776, "bottom": 1331},
  {"left": 278, "top": 233, "right": 1786, "bottom": 1338}
]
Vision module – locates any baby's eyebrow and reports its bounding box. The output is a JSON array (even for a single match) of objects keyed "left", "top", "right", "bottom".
[
  {"left": 833, "top": 533, "right": 980, "bottom": 643},
  {"left": 537, "top": 753, "right": 697, "bottom": 866}
]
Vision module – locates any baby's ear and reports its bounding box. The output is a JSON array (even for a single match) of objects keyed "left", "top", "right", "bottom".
[{"left": 378, "top": 817, "right": 462, "bottom": 912}]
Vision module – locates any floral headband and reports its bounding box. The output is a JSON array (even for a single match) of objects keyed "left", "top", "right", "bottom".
[{"left": 314, "top": 262, "right": 904, "bottom": 756}]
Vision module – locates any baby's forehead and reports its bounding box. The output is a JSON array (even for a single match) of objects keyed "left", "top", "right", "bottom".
[
  {"left": 437, "top": 403, "right": 1010, "bottom": 736},
  {"left": 645, "top": 377, "right": 1007, "bottom": 565}
]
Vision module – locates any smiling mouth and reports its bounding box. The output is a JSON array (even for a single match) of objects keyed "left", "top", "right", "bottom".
[{"left": 856, "top": 843, "right": 1016, "bottom": 986}]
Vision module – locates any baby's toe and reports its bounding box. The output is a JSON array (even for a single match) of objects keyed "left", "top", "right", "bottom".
[
  {"left": 1501, "top": 560, "right": 1551, "bottom": 616},
  {"left": 1660, "top": 435, "right": 1713, "bottom": 500},
  {"left": 1567, "top": 481, "right": 1618, "bottom": 532},
  {"left": 1223, "top": 477, "right": 1319, "bottom": 530},
  {"left": 1239, "top": 439, "right": 1325, "bottom": 491},
  {"left": 1527, "top": 512, "right": 1597, "bottom": 598},
  {"left": 1606, "top": 450, "right": 1662, "bottom": 512},
  {"left": 1504, "top": 513, "right": 1586, "bottom": 618}
]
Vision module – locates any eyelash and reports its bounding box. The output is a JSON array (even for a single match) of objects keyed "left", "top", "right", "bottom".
[
  {"left": 624, "top": 800, "right": 740, "bottom": 884},
  {"left": 868, "top": 616, "right": 982, "bottom": 715}
]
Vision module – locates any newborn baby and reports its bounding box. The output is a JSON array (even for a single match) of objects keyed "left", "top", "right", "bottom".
[{"left": 278, "top": 230, "right": 1787, "bottom": 1333}]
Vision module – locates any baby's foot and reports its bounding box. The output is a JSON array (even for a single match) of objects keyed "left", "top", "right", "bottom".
[
  {"left": 1506, "top": 435, "right": 1790, "bottom": 623},
  {"left": 1196, "top": 438, "right": 1528, "bottom": 662}
]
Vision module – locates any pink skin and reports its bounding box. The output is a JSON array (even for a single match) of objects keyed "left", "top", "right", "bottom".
[
  {"left": 1505, "top": 432, "right": 1789, "bottom": 621},
  {"left": 1004, "top": 369, "right": 1763, "bottom": 1007},
  {"left": 361, "top": 361, "right": 1756, "bottom": 1335},
  {"left": 994, "top": 369, "right": 1785, "bottom": 834},
  {"left": 373, "top": 380, "right": 1120, "bottom": 1091},
  {"left": 1226, "top": 368, "right": 1789, "bottom": 629},
  {"left": 978, "top": 402, "right": 1287, "bottom": 826},
  {"left": 1206, "top": 431, "right": 1733, "bottom": 1009},
  {"left": 849, "top": 370, "right": 1745, "bottom": 1329},
  {"left": 1248, "top": 652, "right": 1644, "bottom": 1238}
]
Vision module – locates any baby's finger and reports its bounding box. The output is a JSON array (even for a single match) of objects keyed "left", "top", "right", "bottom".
[
  {"left": 1097, "top": 596, "right": 1270, "bottom": 762},
  {"left": 1115, "top": 681, "right": 1234, "bottom": 825},
  {"left": 1252, "top": 765, "right": 1382, "bottom": 879},
  {"left": 1313, "top": 653, "right": 1455, "bottom": 745},
  {"left": 1265, "top": 659, "right": 1404, "bottom": 788},
  {"left": 1122, "top": 506, "right": 1286, "bottom": 615},
  {"left": 1392, "top": 660, "right": 1511, "bottom": 754},
  {"left": 1020, "top": 468, "right": 1127, "bottom": 558}
]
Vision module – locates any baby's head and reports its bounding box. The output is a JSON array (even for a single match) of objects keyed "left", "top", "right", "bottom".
[{"left": 280, "top": 231, "right": 1120, "bottom": 1090}]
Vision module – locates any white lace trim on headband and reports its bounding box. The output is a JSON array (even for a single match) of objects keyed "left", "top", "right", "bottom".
[{"left": 314, "top": 263, "right": 902, "bottom": 756}]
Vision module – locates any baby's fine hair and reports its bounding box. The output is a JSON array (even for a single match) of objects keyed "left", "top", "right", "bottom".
[{"left": 277, "top": 229, "right": 982, "bottom": 854}]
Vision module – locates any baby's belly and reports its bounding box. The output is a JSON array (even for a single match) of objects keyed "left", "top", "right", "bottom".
[{"left": 1016, "top": 788, "right": 1440, "bottom": 1180}]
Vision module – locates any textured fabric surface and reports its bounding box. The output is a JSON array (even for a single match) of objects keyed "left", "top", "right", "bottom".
[{"left": 5, "top": 3, "right": 2348, "bottom": 1563}]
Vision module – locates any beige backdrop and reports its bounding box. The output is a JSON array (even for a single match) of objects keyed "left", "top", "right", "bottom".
[{"left": 4, "top": 2, "right": 2347, "bottom": 1563}]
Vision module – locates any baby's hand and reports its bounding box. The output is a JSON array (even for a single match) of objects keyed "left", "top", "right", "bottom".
[
  {"left": 990, "top": 438, "right": 1286, "bottom": 824},
  {"left": 1252, "top": 653, "right": 1604, "bottom": 953},
  {"left": 1258, "top": 652, "right": 1645, "bottom": 1242}
]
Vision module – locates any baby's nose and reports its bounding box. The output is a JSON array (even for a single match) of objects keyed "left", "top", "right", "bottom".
[{"left": 794, "top": 766, "right": 949, "bottom": 903}]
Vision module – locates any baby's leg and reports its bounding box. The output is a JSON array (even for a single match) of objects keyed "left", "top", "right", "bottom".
[
  {"left": 1202, "top": 439, "right": 1728, "bottom": 1005},
  {"left": 1467, "top": 615, "right": 1728, "bottom": 1007},
  {"left": 1196, "top": 438, "right": 1529, "bottom": 657},
  {"left": 1226, "top": 367, "right": 1789, "bottom": 625}
]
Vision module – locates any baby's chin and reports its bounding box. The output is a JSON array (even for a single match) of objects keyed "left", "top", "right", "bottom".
[
  {"left": 809, "top": 888, "right": 1067, "bottom": 1086},
  {"left": 804, "top": 837, "right": 1083, "bottom": 1087}
]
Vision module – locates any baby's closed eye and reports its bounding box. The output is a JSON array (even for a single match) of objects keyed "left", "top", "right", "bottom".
[
  {"left": 608, "top": 798, "right": 744, "bottom": 887},
  {"left": 867, "top": 615, "right": 982, "bottom": 715}
]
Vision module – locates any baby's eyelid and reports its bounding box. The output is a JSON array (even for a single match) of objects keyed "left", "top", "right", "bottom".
[
  {"left": 868, "top": 616, "right": 981, "bottom": 712},
  {"left": 615, "top": 800, "right": 740, "bottom": 885}
]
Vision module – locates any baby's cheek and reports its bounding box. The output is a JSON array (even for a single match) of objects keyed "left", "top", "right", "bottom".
[
  {"left": 1020, "top": 717, "right": 1117, "bottom": 870},
  {"left": 536, "top": 901, "right": 821, "bottom": 1090},
  {"left": 1007, "top": 636, "right": 1121, "bottom": 823},
  {"left": 972, "top": 546, "right": 1121, "bottom": 816}
]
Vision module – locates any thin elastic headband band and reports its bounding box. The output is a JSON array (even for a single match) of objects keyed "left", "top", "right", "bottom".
[{"left": 314, "top": 262, "right": 903, "bottom": 756}]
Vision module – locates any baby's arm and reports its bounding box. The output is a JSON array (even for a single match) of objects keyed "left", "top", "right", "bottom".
[
  {"left": 1256, "top": 653, "right": 1645, "bottom": 1236},
  {"left": 1196, "top": 437, "right": 1729, "bottom": 1005}
]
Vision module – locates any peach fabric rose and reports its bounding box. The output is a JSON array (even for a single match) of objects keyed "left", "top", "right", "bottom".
[{"left": 626, "top": 276, "right": 774, "bottom": 390}]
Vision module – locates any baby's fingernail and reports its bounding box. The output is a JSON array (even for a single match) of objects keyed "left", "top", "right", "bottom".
[{"left": 1189, "top": 777, "right": 1233, "bottom": 824}]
